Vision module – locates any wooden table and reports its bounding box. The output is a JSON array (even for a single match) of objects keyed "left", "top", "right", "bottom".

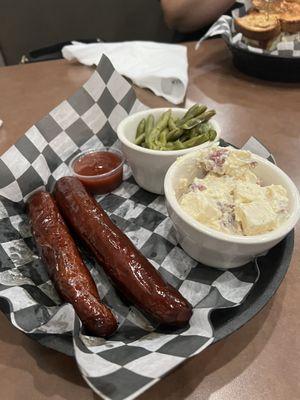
[{"left": 0, "top": 40, "right": 299, "bottom": 400}]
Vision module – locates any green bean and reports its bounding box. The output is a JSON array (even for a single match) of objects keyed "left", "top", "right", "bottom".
[
  {"left": 145, "top": 115, "right": 154, "bottom": 134},
  {"left": 136, "top": 118, "right": 146, "bottom": 139},
  {"left": 180, "top": 132, "right": 192, "bottom": 142},
  {"left": 161, "top": 142, "right": 177, "bottom": 151},
  {"left": 164, "top": 133, "right": 210, "bottom": 150},
  {"left": 158, "top": 128, "right": 169, "bottom": 148},
  {"left": 172, "top": 140, "right": 186, "bottom": 150},
  {"left": 134, "top": 133, "right": 145, "bottom": 146},
  {"left": 168, "top": 117, "right": 177, "bottom": 132},
  {"left": 178, "top": 105, "right": 207, "bottom": 126},
  {"left": 180, "top": 127, "right": 199, "bottom": 142},
  {"left": 166, "top": 142, "right": 174, "bottom": 148},
  {"left": 180, "top": 110, "right": 216, "bottom": 130},
  {"left": 144, "top": 115, "right": 155, "bottom": 147},
  {"left": 153, "top": 127, "right": 168, "bottom": 149},
  {"left": 182, "top": 104, "right": 199, "bottom": 120},
  {"left": 204, "top": 110, "right": 216, "bottom": 120},
  {"left": 164, "top": 140, "right": 186, "bottom": 150},
  {"left": 208, "top": 129, "right": 217, "bottom": 141},
  {"left": 166, "top": 127, "right": 184, "bottom": 142},
  {"left": 188, "top": 128, "right": 199, "bottom": 139},
  {"left": 198, "top": 122, "right": 211, "bottom": 134},
  {"left": 181, "top": 118, "right": 202, "bottom": 130},
  {"left": 183, "top": 133, "right": 211, "bottom": 148},
  {"left": 181, "top": 104, "right": 206, "bottom": 122},
  {"left": 134, "top": 106, "right": 217, "bottom": 151},
  {"left": 157, "top": 109, "right": 172, "bottom": 128},
  {"left": 147, "top": 109, "right": 171, "bottom": 149},
  {"left": 189, "top": 122, "right": 210, "bottom": 138}
]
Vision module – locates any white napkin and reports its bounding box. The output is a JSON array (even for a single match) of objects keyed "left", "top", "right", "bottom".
[{"left": 62, "top": 41, "right": 188, "bottom": 104}]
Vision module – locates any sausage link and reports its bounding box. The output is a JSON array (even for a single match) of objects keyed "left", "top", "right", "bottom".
[
  {"left": 27, "top": 191, "right": 117, "bottom": 337},
  {"left": 54, "top": 177, "right": 192, "bottom": 328}
]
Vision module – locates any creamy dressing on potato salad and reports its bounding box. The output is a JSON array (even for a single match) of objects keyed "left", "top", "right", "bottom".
[{"left": 179, "top": 147, "right": 289, "bottom": 236}]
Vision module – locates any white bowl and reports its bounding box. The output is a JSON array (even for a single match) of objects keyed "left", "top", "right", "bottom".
[
  {"left": 117, "top": 108, "right": 220, "bottom": 194},
  {"left": 164, "top": 150, "right": 300, "bottom": 269}
]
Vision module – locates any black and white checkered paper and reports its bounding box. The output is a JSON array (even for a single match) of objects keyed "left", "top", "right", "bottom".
[
  {"left": 197, "top": 0, "right": 300, "bottom": 57},
  {"left": 0, "top": 55, "right": 273, "bottom": 400}
]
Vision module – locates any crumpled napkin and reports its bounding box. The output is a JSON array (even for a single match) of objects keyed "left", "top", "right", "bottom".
[{"left": 62, "top": 41, "right": 188, "bottom": 104}]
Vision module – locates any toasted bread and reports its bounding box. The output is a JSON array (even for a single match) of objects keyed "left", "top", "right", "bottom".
[
  {"left": 280, "top": 14, "right": 300, "bottom": 33},
  {"left": 252, "top": 0, "right": 287, "bottom": 13},
  {"left": 253, "top": 0, "right": 300, "bottom": 14},
  {"left": 235, "top": 1, "right": 300, "bottom": 49},
  {"left": 235, "top": 13, "right": 281, "bottom": 41},
  {"left": 280, "top": 2, "right": 300, "bottom": 32}
]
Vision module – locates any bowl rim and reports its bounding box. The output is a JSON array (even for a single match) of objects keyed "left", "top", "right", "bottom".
[
  {"left": 164, "top": 150, "right": 300, "bottom": 244},
  {"left": 117, "top": 107, "right": 220, "bottom": 156}
]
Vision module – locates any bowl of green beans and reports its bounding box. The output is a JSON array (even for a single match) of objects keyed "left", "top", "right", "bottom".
[{"left": 117, "top": 105, "right": 220, "bottom": 194}]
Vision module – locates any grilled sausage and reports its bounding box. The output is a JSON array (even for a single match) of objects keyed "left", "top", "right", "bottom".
[
  {"left": 27, "top": 191, "right": 117, "bottom": 337},
  {"left": 54, "top": 177, "right": 192, "bottom": 328}
]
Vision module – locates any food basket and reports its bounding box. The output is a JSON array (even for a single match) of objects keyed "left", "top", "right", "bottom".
[{"left": 197, "top": 0, "right": 300, "bottom": 82}]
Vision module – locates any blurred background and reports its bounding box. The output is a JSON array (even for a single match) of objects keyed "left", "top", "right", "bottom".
[{"left": 0, "top": 0, "right": 173, "bottom": 65}]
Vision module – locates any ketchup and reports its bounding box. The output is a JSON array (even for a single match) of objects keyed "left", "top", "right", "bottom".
[{"left": 73, "top": 151, "right": 123, "bottom": 194}]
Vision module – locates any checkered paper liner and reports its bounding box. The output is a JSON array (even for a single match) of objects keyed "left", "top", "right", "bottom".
[
  {"left": 196, "top": 0, "right": 300, "bottom": 57},
  {"left": 0, "top": 54, "right": 274, "bottom": 400}
]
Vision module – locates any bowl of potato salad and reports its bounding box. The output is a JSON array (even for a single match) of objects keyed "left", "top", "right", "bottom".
[{"left": 164, "top": 146, "right": 300, "bottom": 268}]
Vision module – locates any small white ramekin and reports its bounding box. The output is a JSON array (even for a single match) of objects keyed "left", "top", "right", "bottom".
[
  {"left": 164, "top": 150, "right": 300, "bottom": 269},
  {"left": 117, "top": 108, "right": 220, "bottom": 194}
]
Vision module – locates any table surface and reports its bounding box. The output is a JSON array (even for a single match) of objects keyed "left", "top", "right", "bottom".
[{"left": 0, "top": 40, "right": 299, "bottom": 400}]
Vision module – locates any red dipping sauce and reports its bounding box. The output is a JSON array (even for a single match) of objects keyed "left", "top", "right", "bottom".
[{"left": 70, "top": 149, "right": 124, "bottom": 194}]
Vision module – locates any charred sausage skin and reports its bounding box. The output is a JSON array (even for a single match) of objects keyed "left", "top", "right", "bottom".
[
  {"left": 27, "top": 191, "right": 117, "bottom": 337},
  {"left": 54, "top": 177, "right": 192, "bottom": 328}
]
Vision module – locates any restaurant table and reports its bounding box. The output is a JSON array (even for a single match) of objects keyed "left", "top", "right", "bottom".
[{"left": 0, "top": 39, "right": 299, "bottom": 400}]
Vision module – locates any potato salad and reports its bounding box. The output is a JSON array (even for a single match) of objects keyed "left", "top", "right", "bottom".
[{"left": 180, "top": 147, "right": 289, "bottom": 236}]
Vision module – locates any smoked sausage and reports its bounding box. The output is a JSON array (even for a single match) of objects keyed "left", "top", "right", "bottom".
[
  {"left": 27, "top": 191, "right": 117, "bottom": 337},
  {"left": 54, "top": 177, "right": 192, "bottom": 328}
]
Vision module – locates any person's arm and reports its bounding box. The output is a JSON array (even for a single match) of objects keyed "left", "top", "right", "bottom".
[{"left": 161, "top": 0, "right": 235, "bottom": 33}]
